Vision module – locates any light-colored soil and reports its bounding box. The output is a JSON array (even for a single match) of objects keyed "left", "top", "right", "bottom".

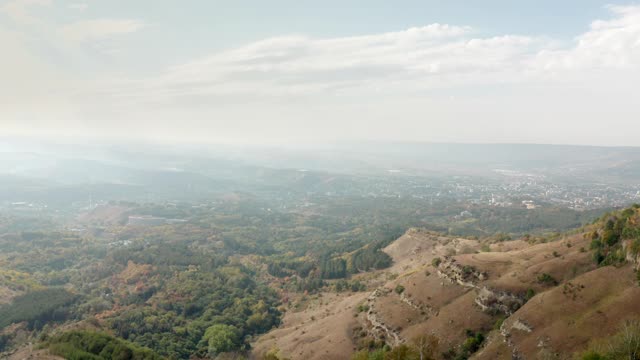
[
  {"left": 253, "top": 228, "right": 640, "bottom": 360},
  {"left": 461, "top": 233, "right": 596, "bottom": 293},
  {"left": 476, "top": 264, "right": 640, "bottom": 359},
  {"left": 401, "top": 290, "right": 494, "bottom": 350},
  {"left": 252, "top": 230, "right": 481, "bottom": 360},
  {"left": 251, "top": 292, "right": 368, "bottom": 360},
  {"left": 472, "top": 330, "right": 512, "bottom": 360},
  {"left": 4, "top": 346, "right": 64, "bottom": 360}
]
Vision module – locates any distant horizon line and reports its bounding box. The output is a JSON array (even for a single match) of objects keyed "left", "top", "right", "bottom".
[{"left": 1, "top": 133, "right": 639, "bottom": 150}]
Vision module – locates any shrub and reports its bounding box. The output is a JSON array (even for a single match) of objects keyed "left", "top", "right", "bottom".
[
  {"left": 600, "top": 248, "right": 626, "bottom": 267},
  {"left": 630, "top": 239, "right": 640, "bottom": 256},
  {"left": 384, "top": 344, "right": 417, "bottom": 359},
  {"left": 394, "top": 285, "right": 405, "bottom": 295},
  {"left": 432, "top": 258, "right": 442, "bottom": 267},
  {"left": 525, "top": 288, "right": 536, "bottom": 300},
  {"left": 602, "top": 230, "right": 620, "bottom": 247},
  {"left": 537, "top": 273, "right": 558, "bottom": 286},
  {"left": 580, "top": 351, "right": 606, "bottom": 360},
  {"left": 462, "top": 265, "right": 476, "bottom": 276},
  {"left": 578, "top": 320, "right": 640, "bottom": 360},
  {"left": 461, "top": 331, "right": 485, "bottom": 356},
  {"left": 593, "top": 249, "right": 605, "bottom": 265}
]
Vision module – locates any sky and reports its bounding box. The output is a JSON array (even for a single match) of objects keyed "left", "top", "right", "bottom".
[{"left": 1, "top": 0, "right": 640, "bottom": 146}]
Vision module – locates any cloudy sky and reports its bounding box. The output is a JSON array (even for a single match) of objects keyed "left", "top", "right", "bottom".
[{"left": 1, "top": 0, "right": 640, "bottom": 146}]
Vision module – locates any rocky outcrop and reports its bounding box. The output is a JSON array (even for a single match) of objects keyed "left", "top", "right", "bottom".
[
  {"left": 399, "top": 291, "right": 435, "bottom": 318},
  {"left": 437, "top": 257, "right": 524, "bottom": 316},
  {"left": 365, "top": 288, "right": 404, "bottom": 347},
  {"left": 499, "top": 318, "right": 533, "bottom": 360},
  {"left": 436, "top": 257, "right": 487, "bottom": 287},
  {"left": 475, "top": 287, "right": 525, "bottom": 316},
  {"left": 511, "top": 319, "right": 533, "bottom": 333},
  {"left": 436, "top": 257, "right": 527, "bottom": 357}
]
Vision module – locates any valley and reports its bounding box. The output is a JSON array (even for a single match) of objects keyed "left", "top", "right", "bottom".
[
  {"left": 1, "top": 144, "right": 640, "bottom": 360},
  {"left": 4, "top": 0, "right": 640, "bottom": 357}
]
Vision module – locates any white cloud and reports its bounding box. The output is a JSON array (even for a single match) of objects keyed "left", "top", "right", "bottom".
[
  {"left": 60, "top": 19, "right": 145, "bottom": 43},
  {"left": 3, "top": 3, "right": 640, "bottom": 145},
  {"left": 534, "top": 5, "right": 640, "bottom": 70},
  {"left": 122, "top": 24, "right": 545, "bottom": 102},
  {"left": 116, "top": 5, "right": 640, "bottom": 105}
]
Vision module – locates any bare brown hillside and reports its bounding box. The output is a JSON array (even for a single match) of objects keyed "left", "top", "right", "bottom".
[
  {"left": 4, "top": 347, "right": 64, "bottom": 360},
  {"left": 475, "top": 264, "right": 640, "bottom": 359},
  {"left": 253, "top": 218, "right": 640, "bottom": 360},
  {"left": 251, "top": 292, "right": 368, "bottom": 360}
]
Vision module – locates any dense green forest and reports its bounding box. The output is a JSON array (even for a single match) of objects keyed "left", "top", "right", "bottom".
[
  {"left": 46, "top": 331, "right": 162, "bottom": 360},
  {"left": 0, "top": 289, "right": 77, "bottom": 330}
]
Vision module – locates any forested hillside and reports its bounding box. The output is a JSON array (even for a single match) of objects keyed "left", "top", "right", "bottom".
[{"left": 0, "top": 195, "right": 633, "bottom": 359}]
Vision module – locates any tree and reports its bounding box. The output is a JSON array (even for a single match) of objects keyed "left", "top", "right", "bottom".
[
  {"left": 384, "top": 344, "right": 418, "bottom": 360},
  {"left": 608, "top": 320, "right": 640, "bottom": 359},
  {"left": 112, "top": 344, "right": 133, "bottom": 360},
  {"left": 203, "top": 324, "right": 241, "bottom": 355},
  {"left": 577, "top": 320, "right": 640, "bottom": 359},
  {"left": 320, "top": 257, "right": 347, "bottom": 279},
  {"left": 412, "top": 334, "right": 438, "bottom": 360},
  {"left": 602, "top": 229, "right": 619, "bottom": 247}
]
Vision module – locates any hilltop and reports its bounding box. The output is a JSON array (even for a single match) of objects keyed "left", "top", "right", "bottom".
[{"left": 252, "top": 205, "right": 640, "bottom": 360}]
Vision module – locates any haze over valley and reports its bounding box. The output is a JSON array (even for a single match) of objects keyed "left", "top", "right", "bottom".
[{"left": 3, "top": 1, "right": 640, "bottom": 360}]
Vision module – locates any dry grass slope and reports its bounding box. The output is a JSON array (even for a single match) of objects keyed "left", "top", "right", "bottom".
[{"left": 253, "top": 217, "right": 640, "bottom": 360}]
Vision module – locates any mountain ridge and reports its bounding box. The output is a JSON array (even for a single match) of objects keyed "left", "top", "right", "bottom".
[{"left": 252, "top": 205, "right": 640, "bottom": 360}]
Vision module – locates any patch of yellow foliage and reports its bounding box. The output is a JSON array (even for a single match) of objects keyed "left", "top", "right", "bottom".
[{"left": 0, "top": 268, "right": 42, "bottom": 291}]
